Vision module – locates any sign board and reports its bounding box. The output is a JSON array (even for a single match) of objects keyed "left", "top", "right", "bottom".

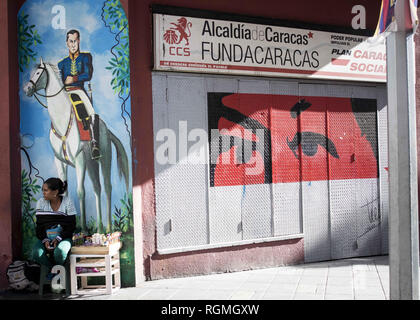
[{"left": 154, "top": 14, "right": 387, "bottom": 82}]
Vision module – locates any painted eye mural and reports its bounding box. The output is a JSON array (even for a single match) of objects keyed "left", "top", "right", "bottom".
[
  {"left": 286, "top": 132, "right": 340, "bottom": 159},
  {"left": 208, "top": 93, "right": 378, "bottom": 187},
  {"left": 208, "top": 93, "right": 272, "bottom": 187},
  {"left": 290, "top": 99, "right": 312, "bottom": 118},
  {"left": 18, "top": 0, "right": 133, "bottom": 286}
]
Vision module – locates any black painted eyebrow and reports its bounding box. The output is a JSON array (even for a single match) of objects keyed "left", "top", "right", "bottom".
[
  {"left": 290, "top": 99, "right": 312, "bottom": 118},
  {"left": 208, "top": 93, "right": 273, "bottom": 186},
  {"left": 287, "top": 131, "right": 340, "bottom": 159}
]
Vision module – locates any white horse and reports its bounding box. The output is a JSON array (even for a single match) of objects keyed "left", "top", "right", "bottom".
[{"left": 24, "top": 58, "right": 129, "bottom": 233}]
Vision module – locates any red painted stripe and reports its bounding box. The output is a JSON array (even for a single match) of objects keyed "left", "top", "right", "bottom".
[
  {"left": 331, "top": 58, "right": 350, "bottom": 66},
  {"left": 160, "top": 60, "right": 387, "bottom": 80}
]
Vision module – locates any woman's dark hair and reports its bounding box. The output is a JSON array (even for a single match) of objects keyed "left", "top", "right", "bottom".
[{"left": 44, "top": 178, "right": 67, "bottom": 195}]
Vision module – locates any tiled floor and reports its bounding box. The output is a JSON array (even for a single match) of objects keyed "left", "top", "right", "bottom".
[{"left": 0, "top": 255, "right": 402, "bottom": 300}]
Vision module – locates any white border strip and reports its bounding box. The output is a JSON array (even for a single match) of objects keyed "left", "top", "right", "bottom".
[{"left": 157, "top": 233, "right": 304, "bottom": 255}]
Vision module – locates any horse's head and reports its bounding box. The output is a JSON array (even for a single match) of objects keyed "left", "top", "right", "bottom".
[{"left": 24, "top": 57, "right": 48, "bottom": 97}]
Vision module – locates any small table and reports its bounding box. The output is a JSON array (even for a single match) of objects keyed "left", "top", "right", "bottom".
[{"left": 70, "top": 242, "right": 121, "bottom": 295}]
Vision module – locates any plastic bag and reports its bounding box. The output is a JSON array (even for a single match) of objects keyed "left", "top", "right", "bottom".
[{"left": 6, "top": 260, "right": 40, "bottom": 291}]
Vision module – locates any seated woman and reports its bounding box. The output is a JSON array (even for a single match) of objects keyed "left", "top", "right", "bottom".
[{"left": 32, "top": 178, "right": 77, "bottom": 271}]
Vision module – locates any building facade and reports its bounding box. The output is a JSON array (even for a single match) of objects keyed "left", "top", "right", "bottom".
[{"left": 1, "top": 0, "right": 419, "bottom": 289}]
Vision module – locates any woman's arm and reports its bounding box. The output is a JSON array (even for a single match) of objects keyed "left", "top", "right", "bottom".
[
  {"left": 35, "top": 199, "right": 49, "bottom": 243},
  {"left": 56, "top": 215, "right": 76, "bottom": 241},
  {"left": 35, "top": 221, "right": 49, "bottom": 242},
  {"left": 55, "top": 196, "right": 77, "bottom": 242}
]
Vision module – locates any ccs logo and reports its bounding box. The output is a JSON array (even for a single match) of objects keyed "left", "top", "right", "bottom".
[{"left": 163, "top": 17, "right": 192, "bottom": 57}]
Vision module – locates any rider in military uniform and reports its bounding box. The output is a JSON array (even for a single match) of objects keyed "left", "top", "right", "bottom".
[{"left": 58, "top": 29, "right": 101, "bottom": 160}]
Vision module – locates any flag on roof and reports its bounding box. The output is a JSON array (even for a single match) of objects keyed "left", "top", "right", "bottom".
[
  {"left": 408, "top": 0, "right": 418, "bottom": 32},
  {"left": 375, "top": 0, "right": 418, "bottom": 35},
  {"left": 375, "top": 0, "right": 396, "bottom": 35}
]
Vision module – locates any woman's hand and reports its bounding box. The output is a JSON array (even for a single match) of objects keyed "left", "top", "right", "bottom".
[
  {"left": 51, "top": 238, "right": 59, "bottom": 249},
  {"left": 44, "top": 241, "right": 53, "bottom": 251}
]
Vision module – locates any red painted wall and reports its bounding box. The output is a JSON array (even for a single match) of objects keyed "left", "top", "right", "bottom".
[{"left": 0, "top": 0, "right": 20, "bottom": 290}]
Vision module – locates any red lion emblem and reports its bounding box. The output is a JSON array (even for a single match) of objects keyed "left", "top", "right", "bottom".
[{"left": 163, "top": 17, "right": 192, "bottom": 46}]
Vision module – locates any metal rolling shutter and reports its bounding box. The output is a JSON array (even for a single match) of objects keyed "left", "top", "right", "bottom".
[{"left": 152, "top": 72, "right": 388, "bottom": 262}]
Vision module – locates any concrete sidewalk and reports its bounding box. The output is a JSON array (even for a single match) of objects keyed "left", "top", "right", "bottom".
[
  {"left": 1, "top": 255, "right": 395, "bottom": 300},
  {"left": 85, "top": 255, "right": 390, "bottom": 300}
]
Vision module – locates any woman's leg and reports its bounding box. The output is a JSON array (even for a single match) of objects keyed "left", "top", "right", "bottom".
[
  {"left": 32, "top": 240, "right": 52, "bottom": 267},
  {"left": 53, "top": 239, "right": 72, "bottom": 265}
]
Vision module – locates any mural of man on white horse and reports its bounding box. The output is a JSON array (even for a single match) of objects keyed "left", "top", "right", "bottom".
[
  {"left": 23, "top": 54, "right": 129, "bottom": 234},
  {"left": 58, "top": 29, "right": 100, "bottom": 160}
]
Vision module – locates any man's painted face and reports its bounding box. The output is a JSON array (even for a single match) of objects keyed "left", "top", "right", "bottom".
[
  {"left": 208, "top": 93, "right": 378, "bottom": 187},
  {"left": 67, "top": 33, "right": 80, "bottom": 55}
]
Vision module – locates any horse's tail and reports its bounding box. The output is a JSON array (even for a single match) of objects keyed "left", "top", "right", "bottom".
[{"left": 109, "top": 130, "right": 130, "bottom": 191}]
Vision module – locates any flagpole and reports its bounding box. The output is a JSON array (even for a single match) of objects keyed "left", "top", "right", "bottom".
[{"left": 387, "top": 0, "right": 419, "bottom": 300}]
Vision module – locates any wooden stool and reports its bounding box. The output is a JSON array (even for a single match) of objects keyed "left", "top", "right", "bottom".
[{"left": 70, "top": 242, "right": 121, "bottom": 295}]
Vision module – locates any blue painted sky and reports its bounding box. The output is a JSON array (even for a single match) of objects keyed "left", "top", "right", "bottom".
[{"left": 19, "top": 0, "right": 132, "bottom": 227}]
